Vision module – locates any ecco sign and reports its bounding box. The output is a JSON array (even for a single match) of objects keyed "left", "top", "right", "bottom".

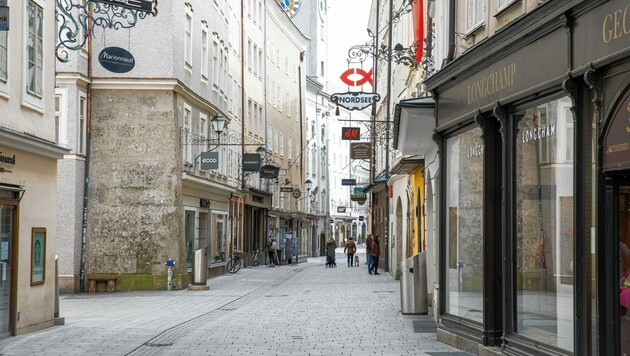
[{"left": 200, "top": 151, "right": 219, "bottom": 170}]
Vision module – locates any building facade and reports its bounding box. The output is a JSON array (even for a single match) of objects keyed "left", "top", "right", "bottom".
[
  {"left": 423, "top": 0, "right": 630, "bottom": 354},
  {"left": 0, "top": 0, "right": 67, "bottom": 335}
]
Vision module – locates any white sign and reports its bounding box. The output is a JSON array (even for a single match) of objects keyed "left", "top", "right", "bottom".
[
  {"left": 0, "top": 7, "right": 9, "bottom": 31},
  {"left": 279, "top": 169, "right": 287, "bottom": 176},
  {"left": 331, "top": 92, "right": 381, "bottom": 111}
]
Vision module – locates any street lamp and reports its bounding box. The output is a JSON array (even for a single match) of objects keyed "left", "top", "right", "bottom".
[
  {"left": 211, "top": 114, "right": 226, "bottom": 135},
  {"left": 305, "top": 179, "right": 313, "bottom": 194}
]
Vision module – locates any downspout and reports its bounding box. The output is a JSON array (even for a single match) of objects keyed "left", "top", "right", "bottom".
[
  {"left": 79, "top": 6, "right": 93, "bottom": 293},
  {"left": 299, "top": 52, "right": 305, "bottom": 186},
  {"left": 370, "top": 0, "right": 380, "bottom": 236},
  {"left": 240, "top": 0, "right": 246, "bottom": 191},
  {"left": 384, "top": 0, "right": 393, "bottom": 271},
  {"left": 446, "top": 0, "right": 455, "bottom": 62}
]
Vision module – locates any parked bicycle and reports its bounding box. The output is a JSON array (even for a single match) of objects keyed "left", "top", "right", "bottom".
[
  {"left": 250, "top": 248, "right": 261, "bottom": 267},
  {"left": 226, "top": 250, "right": 243, "bottom": 274}
]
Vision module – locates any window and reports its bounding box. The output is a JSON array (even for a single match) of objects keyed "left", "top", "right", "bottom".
[
  {"left": 277, "top": 83, "right": 282, "bottom": 109},
  {"left": 54, "top": 91, "right": 68, "bottom": 147},
  {"left": 466, "top": 0, "right": 485, "bottom": 31},
  {"left": 320, "top": 61, "right": 325, "bottom": 77},
  {"left": 55, "top": 95, "right": 61, "bottom": 144},
  {"left": 258, "top": 106, "right": 263, "bottom": 137},
  {"left": 253, "top": 44, "right": 258, "bottom": 75},
  {"left": 199, "top": 113, "right": 208, "bottom": 152},
  {"left": 279, "top": 132, "right": 284, "bottom": 156},
  {"left": 185, "top": 4, "right": 193, "bottom": 68},
  {"left": 27, "top": 1, "right": 43, "bottom": 96},
  {"left": 267, "top": 125, "right": 272, "bottom": 152},
  {"left": 497, "top": 0, "right": 516, "bottom": 11},
  {"left": 288, "top": 136, "right": 292, "bottom": 161},
  {"left": 258, "top": 0, "right": 263, "bottom": 24},
  {"left": 266, "top": 75, "right": 271, "bottom": 103},
  {"left": 78, "top": 93, "right": 87, "bottom": 155},
  {"left": 183, "top": 104, "right": 192, "bottom": 164},
  {"left": 253, "top": 102, "right": 259, "bottom": 135},
  {"left": 0, "top": 31, "right": 7, "bottom": 81},
  {"left": 515, "top": 97, "right": 574, "bottom": 351},
  {"left": 201, "top": 24, "right": 209, "bottom": 79},
  {"left": 445, "top": 126, "right": 484, "bottom": 323},
  {"left": 258, "top": 48, "right": 263, "bottom": 77},
  {"left": 273, "top": 129, "right": 278, "bottom": 153},
  {"left": 213, "top": 39, "right": 219, "bottom": 87},
  {"left": 247, "top": 99, "right": 253, "bottom": 133},
  {"left": 247, "top": 39, "right": 252, "bottom": 70}
]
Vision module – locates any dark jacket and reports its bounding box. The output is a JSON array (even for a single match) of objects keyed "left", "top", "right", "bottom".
[
  {"left": 365, "top": 236, "right": 373, "bottom": 251},
  {"left": 325, "top": 239, "right": 337, "bottom": 257}
]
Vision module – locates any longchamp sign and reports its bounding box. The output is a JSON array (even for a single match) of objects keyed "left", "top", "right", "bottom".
[{"left": 331, "top": 92, "right": 381, "bottom": 111}]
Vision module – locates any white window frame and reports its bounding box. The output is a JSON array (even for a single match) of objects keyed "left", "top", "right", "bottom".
[
  {"left": 247, "top": 39, "right": 252, "bottom": 71},
  {"left": 25, "top": 1, "right": 43, "bottom": 99},
  {"left": 213, "top": 37, "right": 220, "bottom": 89},
  {"left": 258, "top": 47, "right": 263, "bottom": 78},
  {"left": 0, "top": 31, "right": 7, "bottom": 83},
  {"left": 78, "top": 92, "right": 87, "bottom": 155},
  {"left": 247, "top": 98, "right": 253, "bottom": 133},
  {"left": 497, "top": 0, "right": 518, "bottom": 12},
  {"left": 199, "top": 113, "right": 208, "bottom": 153},
  {"left": 253, "top": 43, "right": 258, "bottom": 76},
  {"left": 258, "top": 106, "right": 263, "bottom": 137},
  {"left": 267, "top": 125, "right": 272, "bottom": 153},
  {"left": 201, "top": 23, "right": 209, "bottom": 80},
  {"left": 273, "top": 129, "right": 278, "bottom": 154},
  {"left": 288, "top": 136, "right": 292, "bottom": 162},
  {"left": 185, "top": 4, "right": 193, "bottom": 69},
  {"left": 54, "top": 89, "right": 68, "bottom": 148},
  {"left": 279, "top": 132, "right": 284, "bottom": 157},
  {"left": 466, "top": 0, "right": 485, "bottom": 32},
  {"left": 183, "top": 104, "right": 192, "bottom": 164}
]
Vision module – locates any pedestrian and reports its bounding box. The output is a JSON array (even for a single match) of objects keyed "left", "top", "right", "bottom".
[
  {"left": 267, "top": 235, "right": 277, "bottom": 267},
  {"left": 344, "top": 237, "right": 357, "bottom": 267},
  {"left": 325, "top": 236, "right": 337, "bottom": 267},
  {"left": 365, "top": 233, "right": 373, "bottom": 273},
  {"left": 369, "top": 235, "right": 381, "bottom": 275}
]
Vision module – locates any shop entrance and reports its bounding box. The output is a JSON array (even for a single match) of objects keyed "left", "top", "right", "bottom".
[
  {"left": 618, "top": 182, "right": 630, "bottom": 355},
  {"left": 0, "top": 204, "right": 15, "bottom": 338}
]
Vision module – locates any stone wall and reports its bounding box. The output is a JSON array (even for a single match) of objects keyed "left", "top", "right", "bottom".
[{"left": 86, "top": 89, "right": 187, "bottom": 290}]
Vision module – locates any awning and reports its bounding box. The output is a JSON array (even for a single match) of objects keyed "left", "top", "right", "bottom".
[
  {"left": 0, "top": 183, "right": 26, "bottom": 200},
  {"left": 389, "top": 156, "right": 424, "bottom": 175},
  {"left": 393, "top": 97, "right": 435, "bottom": 156},
  {"left": 364, "top": 175, "right": 387, "bottom": 193}
]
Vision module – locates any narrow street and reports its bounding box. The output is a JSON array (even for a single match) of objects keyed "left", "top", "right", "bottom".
[{"left": 0, "top": 248, "right": 464, "bottom": 355}]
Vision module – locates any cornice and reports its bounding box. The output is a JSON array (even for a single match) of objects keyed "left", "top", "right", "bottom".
[
  {"left": 0, "top": 127, "right": 69, "bottom": 159},
  {"left": 55, "top": 72, "right": 91, "bottom": 87}
]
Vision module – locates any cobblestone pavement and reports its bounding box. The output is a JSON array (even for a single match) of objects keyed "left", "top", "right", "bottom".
[{"left": 0, "top": 248, "right": 467, "bottom": 355}]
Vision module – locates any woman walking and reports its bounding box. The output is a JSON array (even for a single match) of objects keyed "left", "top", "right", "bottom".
[{"left": 369, "top": 235, "right": 381, "bottom": 275}]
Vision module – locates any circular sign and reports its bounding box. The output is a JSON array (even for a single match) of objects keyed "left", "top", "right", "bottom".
[
  {"left": 98, "top": 47, "right": 135, "bottom": 73},
  {"left": 292, "top": 188, "right": 301, "bottom": 199},
  {"left": 278, "top": 0, "right": 301, "bottom": 17}
]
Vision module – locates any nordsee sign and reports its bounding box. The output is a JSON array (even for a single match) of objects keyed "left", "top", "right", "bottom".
[
  {"left": 331, "top": 92, "right": 381, "bottom": 111},
  {"left": 98, "top": 47, "right": 135, "bottom": 73}
]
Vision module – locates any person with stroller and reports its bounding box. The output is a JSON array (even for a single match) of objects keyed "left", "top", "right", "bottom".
[{"left": 325, "top": 236, "right": 337, "bottom": 267}]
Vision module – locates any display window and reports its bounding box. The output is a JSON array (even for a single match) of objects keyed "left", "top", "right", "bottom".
[{"left": 445, "top": 126, "right": 484, "bottom": 323}]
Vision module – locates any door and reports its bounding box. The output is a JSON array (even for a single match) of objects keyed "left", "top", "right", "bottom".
[
  {"left": 619, "top": 183, "right": 630, "bottom": 355},
  {"left": 0, "top": 204, "right": 14, "bottom": 338}
]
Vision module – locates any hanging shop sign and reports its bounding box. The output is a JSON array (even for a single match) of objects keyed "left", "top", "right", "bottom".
[
  {"left": 200, "top": 151, "right": 219, "bottom": 170},
  {"left": 359, "top": 216, "right": 364, "bottom": 221},
  {"left": 242, "top": 153, "right": 261, "bottom": 171},
  {"left": 331, "top": 92, "right": 381, "bottom": 111},
  {"left": 0, "top": 7, "right": 8, "bottom": 31},
  {"left": 341, "top": 179, "right": 356, "bottom": 186},
  {"left": 260, "top": 164, "right": 280, "bottom": 179},
  {"left": 279, "top": 168, "right": 287, "bottom": 176},
  {"left": 353, "top": 187, "right": 364, "bottom": 194},
  {"left": 280, "top": 186, "right": 294, "bottom": 193},
  {"left": 98, "top": 47, "right": 135, "bottom": 73},
  {"left": 350, "top": 142, "right": 371, "bottom": 160},
  {"left": 351, "top": 193, "right": 367, "bottom": 202},
  {"left": 96, "top": 0, "right": 155, "bottom": 13},
  {"left": 339, "top": 68, "right": 373, "bottom": 87},
  {"left": 292, "top": 188, "right": 301, "bottom": 199},
  {"left": 337, "top": 206, "right": 347, "bottom": 213},
  {"left": 342, "top": 127, "right": 361, "bottom": 140}
]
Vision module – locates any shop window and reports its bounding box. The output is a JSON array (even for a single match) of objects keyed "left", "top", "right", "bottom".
[
  {"left": 26, "top": 1, "right": 43, "bottom": 97},
  {"left": 211, "top": 213, "right": 227, "bottom": 263},
  {"left": 515, "top": 96, "right": 574, "bottom": 351},
  {"left": 444, "top": 126, "right": 484, "bottom": 323},
  {"left": 0, "top": 31, "right": 7, "bottom": 82},
  {"left": 185, "top": 210, "right": 195, "bottom": 268}
]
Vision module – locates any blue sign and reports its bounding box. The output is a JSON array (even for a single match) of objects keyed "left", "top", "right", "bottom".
[
  {"left": 341, "top": 179, "right": 356, "bottom": 186},
  {"left": 98, "top": 47, "right": 135, "bottom": 73}
]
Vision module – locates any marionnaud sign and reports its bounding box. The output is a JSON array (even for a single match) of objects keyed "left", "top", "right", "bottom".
[
  {"left": 96, "top": 0, "right": 154, "bottom": 13},
  {"left": 98, "top": 47, "right": 135, "bottom": 73},
  {"left": 331, "top": 92, "right": 381, "bottom": 111},
  {"left": 200, "top": 151, "right": 218, "bottom": 170},
  {"left": 0, "top": 7, "right": 8, "bottom": 31}
]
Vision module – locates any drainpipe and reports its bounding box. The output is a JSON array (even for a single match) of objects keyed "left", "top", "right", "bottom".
[
  {"left": 79, "top": 6, "right": 93, "bottom": 293},
  {"left": 446, "top": 0, "right": 455, "bottom": 63},
  {"left": 241, "top": 0, "right": 246, "bottom": 192}
]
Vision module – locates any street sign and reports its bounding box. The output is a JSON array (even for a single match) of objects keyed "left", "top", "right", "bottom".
[
  {"left": 337, "top": 206, "right": 346, "bottom": 213},
  {"left": 200, "top": 151, "right": 219, "bottom": 170},
  {"left": 280, "top": 186, "right": 293, "bottom": 193},
  {"left": 350, "top": 142, "right": 371, "bottom": 160},
  {"left": 0, "top": 7, "right": 8, "bottom": 31},
  {"left": 341, "top": 179, "right": 356, "bottom": 186}
]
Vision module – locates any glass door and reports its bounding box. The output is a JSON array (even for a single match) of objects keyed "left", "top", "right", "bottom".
[{"left": 0, "top": 205, "right": 13, "bottom": 337}]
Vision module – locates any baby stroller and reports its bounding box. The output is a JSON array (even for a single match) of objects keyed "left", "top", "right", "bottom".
[{"left": 325, "top": 255, "right": 336, "bottom": 268}]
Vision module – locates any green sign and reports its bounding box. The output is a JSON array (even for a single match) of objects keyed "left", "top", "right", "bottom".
[{"left": 353, "top": 187, "right": 364, "bottom": 194}]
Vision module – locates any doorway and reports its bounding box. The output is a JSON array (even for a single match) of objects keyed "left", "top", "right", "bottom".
[
  {"left": 0, "top": 204, "right": 15, "bottom": 338},
  {"left": 619, "top": 184, "right": 630, "bottom": 355}
]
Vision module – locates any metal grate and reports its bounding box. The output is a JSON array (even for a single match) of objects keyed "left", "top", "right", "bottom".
[{"left": 412, "top": 320, "right": 437, "bottom": 333}]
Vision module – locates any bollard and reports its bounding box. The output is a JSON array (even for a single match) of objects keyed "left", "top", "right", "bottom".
[
  {"left": 165, "top": 258, "right": 175, "bottom": 291},
  {"left": 54, "top": 255, "right": 59, "bottom": 318}
]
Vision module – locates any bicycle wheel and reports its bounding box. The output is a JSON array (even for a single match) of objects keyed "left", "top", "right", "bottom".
[{"left": 227, "top": 258, "right": 241, "bottom": 273}]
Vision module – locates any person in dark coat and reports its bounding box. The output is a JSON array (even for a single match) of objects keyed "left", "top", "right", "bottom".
[
  {"left": 344, "top": 237, "right": 357, "bottom": 267},
  {"left": 369, "top": 235, "right": 381, "bottom": 275},
  {"left": 365, "top": 234, "right": 373, "bottom": 273},
  {"left": 325, "top": 237, "right": 337, "bottom": 267}
]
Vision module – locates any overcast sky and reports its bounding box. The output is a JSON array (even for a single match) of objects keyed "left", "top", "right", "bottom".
[{"left": 326, "top": 0, "right": 373, "bottom": 95}]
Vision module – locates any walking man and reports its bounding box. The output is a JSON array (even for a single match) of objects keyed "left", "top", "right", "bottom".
[{"left": 344, "top": 237, "right": 357, "bottom": 267}]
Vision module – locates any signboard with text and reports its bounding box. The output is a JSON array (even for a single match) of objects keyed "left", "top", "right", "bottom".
[
  {"left": 337, "top": 206, "right": 347, "bottom": 213},
  {"left": 351, "top": 193, "right": 367, "bottom": 202},
  {"left": 342, "top": 127, "right": 361, "bottom": 140},
  {"left": 350, "top": 142, "right": 371, "bottom": 160},
  {"left": 242, "top": 153, "right": 261, "bottom": 172},
  {"left": 331, "top": 92, "right": 381, "bottom": 111},
  {"left": 0, "top": 7, "right": 8, "bottom": 31},
  {"left": 200, "top": 151, "right": 219, "bottom": 170},
  {"left": 341, "top": 179, "right": 356, "bottom": 186},
  {"left": 96, "top": 0, "right": 155, "bottom": 13},
  {"left": 280, "top": 186, "right": 294, "bottom": 193}
]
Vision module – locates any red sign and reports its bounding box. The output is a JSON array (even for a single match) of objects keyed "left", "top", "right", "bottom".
[
  {"left": 342, "top": 127, "right": 361, "bottom": 140},
  {"left": 412, "top": 0, "right": 424, "bottom": 63},
  {"left": 340, "top": 68, "right": 373, "bottom": 87}
]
